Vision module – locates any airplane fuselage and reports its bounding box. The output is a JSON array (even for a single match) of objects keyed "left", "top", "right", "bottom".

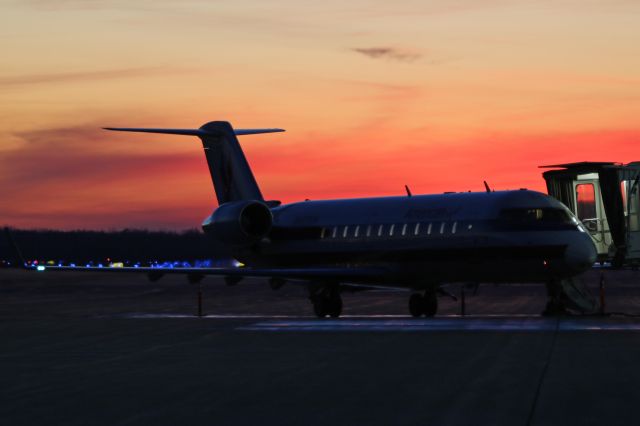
[{"left": 211, "top": 189, "right": 596, "bottom": 288}]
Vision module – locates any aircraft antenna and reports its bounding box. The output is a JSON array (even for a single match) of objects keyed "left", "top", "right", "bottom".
[
  {"left": 483, "top": 181, "right": 492, "bottom": 193},
  {"left": 404, "top": 185, "right": 412, "bottom": 197}
]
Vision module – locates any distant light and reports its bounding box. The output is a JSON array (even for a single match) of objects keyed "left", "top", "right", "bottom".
[
  {"left": 36, "top": 265, "right": 46, "bottom": 272},
  {"left": 70, "top": 263, "right": 76, "bottom": 267}
]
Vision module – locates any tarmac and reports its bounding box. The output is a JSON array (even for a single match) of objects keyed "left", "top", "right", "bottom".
[{"left": 2, "top": 268, "right": 640, "bottom": 425}]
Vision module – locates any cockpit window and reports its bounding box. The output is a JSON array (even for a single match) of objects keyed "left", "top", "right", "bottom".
[
  {"left": 499, "top": 208, "right": 576, "bottom": 230},
  {"left": 500, "top": 208, "right": 572, "bottom": 223}
]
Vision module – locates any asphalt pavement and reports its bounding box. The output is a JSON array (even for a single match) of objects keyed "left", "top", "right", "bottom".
[{"left": 2, "top": 269, "right": 640, "bottom": 426}]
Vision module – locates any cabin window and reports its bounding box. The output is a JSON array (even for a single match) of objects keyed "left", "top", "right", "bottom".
[
  {"left": 354, "top": 225, "right": 360, "bottom": 237},
  {"left": 331, "top": 227, "right": 337, "bottom": 238},
  {"left": 389, "top": 224, "right": 395, "bottom": 236},
  {"left": 320, "top": 228, "right": 326, "bottom": 239},
  {"left": 440, "top": 222, "right": 445, "bottom": 234},
  {"left": 468, "top": 224, "right": 473, "bottom": 230},
  {"left": 427, "top": 223, "right": 432, "bottom": 235},
  {"left": 342, "top": 226, "right": 349, "bottom": 238},
  {"left": 414, "top": 223, "right": 420, "bottom": 235},
  {"left": 401, "top": 224, "right": 407, "bottom": 236},
  {"left": 366, "top": 225, "right": 372, "bottom": 237},
  {"left": 452, "top": 222, "right": 457, "bottom": 234},
  {"left": 378, "top": 225, "right": 384, "bottom": 237}
]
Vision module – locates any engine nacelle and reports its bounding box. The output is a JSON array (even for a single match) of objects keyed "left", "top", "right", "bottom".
[{"left": 203, "top": 200, "right": 272, "bottom": 245}]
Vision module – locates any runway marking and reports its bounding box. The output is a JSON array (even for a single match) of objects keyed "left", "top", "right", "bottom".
[{"left": 238, "top": 318, "right": 640, "bottom": 332}]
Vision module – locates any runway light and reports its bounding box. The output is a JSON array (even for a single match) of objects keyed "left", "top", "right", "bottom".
[{"left": 36, "top": 265, "right": 46, "bottom": 272}]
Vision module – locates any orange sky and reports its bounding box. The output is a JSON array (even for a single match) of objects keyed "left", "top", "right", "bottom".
[{"left": 2, "top": 1, "right": 640, "bottom": 230}]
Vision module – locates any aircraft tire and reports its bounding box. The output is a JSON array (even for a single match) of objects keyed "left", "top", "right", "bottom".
[
  {"left": 424, "top": 292, "right": 438, "bottom": 317},
  {"left": 409, "top": 294, "right": 424, "bottom": 317},
  {"left": 313, "top": 298, "right": 328, "bottom": 318},
  {"left": 328, "top": 294, "right": 343, "bottom": 318}
]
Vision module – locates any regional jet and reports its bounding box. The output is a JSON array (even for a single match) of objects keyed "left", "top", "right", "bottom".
[{"left": 14, "top": 121, "right": 597, "bottom": 317}]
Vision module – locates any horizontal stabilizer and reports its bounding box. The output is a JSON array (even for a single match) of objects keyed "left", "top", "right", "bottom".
[{"left": 104, "top": 127, "right": 285, "bottom": 136}]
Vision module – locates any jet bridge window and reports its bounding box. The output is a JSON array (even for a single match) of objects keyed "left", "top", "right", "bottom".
[
  {"left": 621, "top": 180, "right": 640, "bottom": 232},
  {"left": 576, "top": 183, "right": 597, "bottom": 224}
]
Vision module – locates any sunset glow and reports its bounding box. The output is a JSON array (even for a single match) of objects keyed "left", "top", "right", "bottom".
[{"left": 2, "top": 1, "right": 640, "bottom": 229}]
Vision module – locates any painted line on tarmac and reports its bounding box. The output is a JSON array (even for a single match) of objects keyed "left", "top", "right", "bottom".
[
  {"left": 238, "top": 318, "right": 640, "bottom": 332},
  {"left": 118, "top": 313, "right": 539, "bottom": 320}
]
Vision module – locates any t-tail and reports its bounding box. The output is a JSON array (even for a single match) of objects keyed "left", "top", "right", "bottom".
[{"left": 104, "top": 121, "right": 284, "bottom": 205}]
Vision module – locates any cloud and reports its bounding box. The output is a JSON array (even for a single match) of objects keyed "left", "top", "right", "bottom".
[
  {"left": 4, "top": 123, "right": 203, "bottom": 186},
  {"left": 15, "top": 0, "right": 158, "bottom": 11},
  {"left": 0, "top": 67, "right": 180, "bottom": 87},
  {"left": 351, "top": 47, "right": 422, "bottom": 62},
  {"left": 1, "top": 122, "right": 214, "bottom": 229}
]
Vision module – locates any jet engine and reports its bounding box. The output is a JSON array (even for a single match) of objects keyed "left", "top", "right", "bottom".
[{"left": 203, "top": 200, "right": 273, "bottom": 245}]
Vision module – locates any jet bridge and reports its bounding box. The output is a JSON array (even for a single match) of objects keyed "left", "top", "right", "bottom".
[{"left": 542, "top": 161, "right": 640, "bottom": 267}]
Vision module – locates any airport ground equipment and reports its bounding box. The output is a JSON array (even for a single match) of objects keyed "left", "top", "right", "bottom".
[{"left": 542, "top": 162, "right": 640, "bottom": 267}]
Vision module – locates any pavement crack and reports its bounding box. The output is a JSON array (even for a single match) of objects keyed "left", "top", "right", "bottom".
[{"left": 525, "top": 317, "right": 560, "bottom": 426}]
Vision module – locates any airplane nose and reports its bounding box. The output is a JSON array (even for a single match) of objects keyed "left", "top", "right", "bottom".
[{"left": 564, "top": 235, "right": 597, "bottom": 273}]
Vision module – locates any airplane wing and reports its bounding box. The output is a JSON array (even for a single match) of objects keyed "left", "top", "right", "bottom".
[
  {"left": 27, "top": 264, "right": 387, "bottom": 280},
  {"left": 4, "top": 228, "right": 401, "bottom": 290}
]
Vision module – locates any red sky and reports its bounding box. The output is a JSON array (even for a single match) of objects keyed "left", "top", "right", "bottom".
[{"left": 2, "top": 1, "right": 640, "bottom": 230}]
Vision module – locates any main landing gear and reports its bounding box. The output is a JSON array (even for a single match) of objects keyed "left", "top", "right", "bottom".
[
  {"left": 409, "top": 291, "right": 438, "bottom": 317},
  {"left": 311, "top": 287, "right": 343, "bottom": 318}
]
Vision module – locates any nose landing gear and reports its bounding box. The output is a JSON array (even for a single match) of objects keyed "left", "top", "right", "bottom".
[{"left": 409, "top": 291, "right": 438, "bottom": 317}]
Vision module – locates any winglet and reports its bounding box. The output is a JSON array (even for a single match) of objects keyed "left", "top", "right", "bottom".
[{"left": 4, "top": 227, "right": 27, "bottom": 268}]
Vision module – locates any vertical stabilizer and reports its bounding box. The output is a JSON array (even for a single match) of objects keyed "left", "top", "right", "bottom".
[
  {"left": 104, "top": 121, "right": 284, "bottom": 205},
  {"left": 199, "top": 121, "right": 263, "bottom": 204}
]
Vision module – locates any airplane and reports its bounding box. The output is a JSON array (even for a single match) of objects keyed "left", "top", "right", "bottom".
[{"left": 12, "top": 120, "right": 598, "bottom": 317}]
